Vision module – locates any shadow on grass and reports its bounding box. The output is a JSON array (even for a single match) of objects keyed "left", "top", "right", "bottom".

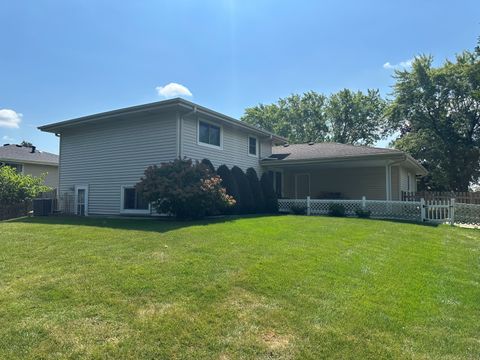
[{"left": 5, "top": 214, "right": 248, "bottom": 234}]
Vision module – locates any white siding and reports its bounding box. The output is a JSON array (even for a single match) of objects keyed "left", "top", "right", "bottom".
[
  {"left": 59, "top": 113, "right": 178, "bottom": 215},
  {"left": 391, "top": 166, "right": 400, "bottom": 200},
  {"left": 23, "top": 163, "right": 59, "bottom": 189},
  {"left": 399, "top": 166, "right": 417, "bottom": 194},
  {"left": 181, "top": 115, "right": 269, "bottom": 174}
]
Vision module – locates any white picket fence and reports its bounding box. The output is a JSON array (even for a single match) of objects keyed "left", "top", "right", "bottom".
[{"left": 278, "top": 197, "right": 480, "bottom": 226}]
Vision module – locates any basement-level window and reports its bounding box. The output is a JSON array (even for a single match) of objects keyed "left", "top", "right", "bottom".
[
  {"left": 122, "top": 186, "right": 149, "bottom": 212},
  {"left": 198, "top": 120, "right": 221, "bottom": 148}
]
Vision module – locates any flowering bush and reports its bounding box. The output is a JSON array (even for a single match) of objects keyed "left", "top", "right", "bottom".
[{"left": 136, "top": 158, "right": 235, "bottom": 219}]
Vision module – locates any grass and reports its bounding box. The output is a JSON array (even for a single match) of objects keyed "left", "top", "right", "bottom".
[{"left": 0, "top": 215, "right": 479, "bottom": 359}]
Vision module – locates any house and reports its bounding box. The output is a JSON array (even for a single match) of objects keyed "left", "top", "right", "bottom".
[
  {"left": 39, "top": 98, "right": 427, "bottom": 216},
  {"left": 0, "top": 144, "right": 59, "bottom": 189}
]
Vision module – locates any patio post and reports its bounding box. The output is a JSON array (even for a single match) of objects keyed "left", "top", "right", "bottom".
[
  {"left": 362, "top": 196, "right": 366, "bottom": 210},
  {"left": 450, "top": 198, "right": 455, "bottom": 226},
  {"left": 420, "top": 198, "right": 426, "bottom": 222},
  {"left": 307, "top": 196, "right": 311, "bottom": 216}
]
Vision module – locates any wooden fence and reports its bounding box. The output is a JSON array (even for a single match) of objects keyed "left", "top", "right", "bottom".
[
  {"left": 0, "top": 201, "right": 32, "bottom": 220},
  {"left": 402, "top": 191, "right": 480, "bottom": 204}
]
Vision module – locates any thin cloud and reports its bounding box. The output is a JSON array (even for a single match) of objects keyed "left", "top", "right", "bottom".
[
  {"left": 0, "top": 109, "right": 22, "bottom": 128},
  {"left": 155, "top": 83, "right": 193, "bottom": 98},
  {"left": 2, "top": 135, "right": 15, "bottom": 142},
  {"left": 383, "top": 58, "right": 414, "bottom": 70}
]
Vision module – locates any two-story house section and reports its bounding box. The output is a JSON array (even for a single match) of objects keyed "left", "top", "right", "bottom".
[{"left": 39, "top": 98, "right": 286, "bottom": 216}]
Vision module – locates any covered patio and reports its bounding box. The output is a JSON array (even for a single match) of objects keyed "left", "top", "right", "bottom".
[{"left": 262, "top": 143, "right": 427, "bottom": 201}]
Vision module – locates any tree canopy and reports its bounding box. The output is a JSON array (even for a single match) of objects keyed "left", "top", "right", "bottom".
[
  {"left": 0, "top": 166, "right": 50, "bottom": 205},
  {"left": 387, "top": 45, "right": 480, "bottom": 191},
  {"left": 20, "top": 141, "right": 34, "bottom": 147},
  {"left": 242, "top": 89, "right": 387, "bottom": 145}
]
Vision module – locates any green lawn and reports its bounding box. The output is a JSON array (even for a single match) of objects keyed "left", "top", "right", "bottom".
[{"left": 0, "top": 216, "right": 479, "bottom": 359}]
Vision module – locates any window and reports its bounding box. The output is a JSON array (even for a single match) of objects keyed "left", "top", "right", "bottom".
[
  {"left": 248, "top": 136, "right": 258, "bottom": 156},
  {"left": 122, "top": 186, "right": 149, "bottom": 212},
  {"left": 0, "top": 162, "right": 23, "bottom": 173},
  {"left": 198, "top": 120, "right": 221, "bottom": 147}
]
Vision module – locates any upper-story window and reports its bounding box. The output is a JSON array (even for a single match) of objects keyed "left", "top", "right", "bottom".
[
  {"left": 248, "top": 136, "right": 258, "bottom": 157},
  {"left": 198, "top": 120, "right": 221, "bottom": 148}
]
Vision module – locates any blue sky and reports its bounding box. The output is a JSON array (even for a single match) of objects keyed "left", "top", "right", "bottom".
[{"left": 1, "top": 0, "right": 478, "bottom": 154}]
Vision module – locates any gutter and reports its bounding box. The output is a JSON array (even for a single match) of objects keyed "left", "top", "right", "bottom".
[
  {"left": 0, "top": 158, "right": 59, "bottom": 167},
  {"left": 178, "top": 105, "right": 197, "bottom": 158},
  {"left": 261, "top": 153, "right": 406, "bottom": 167},
  {"left": 38, "top": 98, "right": 287, "bottom": 143}
]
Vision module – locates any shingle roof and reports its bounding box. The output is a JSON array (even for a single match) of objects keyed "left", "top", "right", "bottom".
[
  {"left": 265, "top": 142, "right": 403, "bottom": 161},
  {"left": 0, "top": 144, "right": 59, "bottom": 165}
]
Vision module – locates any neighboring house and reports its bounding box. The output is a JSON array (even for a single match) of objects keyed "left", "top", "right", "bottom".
[
  {"left": 0, "top": 144, "right": 59, "bottom": 189},
  {"left": 39, "top": 98, "right": 426, "bottom": 216}
]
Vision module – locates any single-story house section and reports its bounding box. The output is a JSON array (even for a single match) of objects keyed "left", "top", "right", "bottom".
[
  {"left": 38, "top": 98, "right": 426, "bottom": 216},
  {"left": 0, "top": 144, "right": 59, "bottom": 189},
  {"left": 262, "top": 142, "right": 427, "bottom": 201}
]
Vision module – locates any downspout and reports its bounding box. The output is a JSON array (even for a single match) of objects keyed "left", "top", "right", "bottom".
[
  {"left": 385, "top": 156, "right": 406, "bottom": 200},
  {"left": 178, "top": 105, "right": 197, "bottom": 159}
]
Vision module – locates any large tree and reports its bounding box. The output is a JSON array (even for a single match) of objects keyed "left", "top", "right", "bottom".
[
  {"left": 242, "top": 91, "right": 328, "bottom": 143},
  {"left": 387, "top": 46, "right": 480, "bottom": 191},
  {"left": 242, "top": 89, "right": 387, "bottom": 145},
  {"left": 325, "top": 89, "right": 387, "bottom": 145}
]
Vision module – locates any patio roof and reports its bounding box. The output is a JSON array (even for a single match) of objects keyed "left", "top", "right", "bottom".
[{"left": 262, "top": 142, "right": 427, "bottom": 175}]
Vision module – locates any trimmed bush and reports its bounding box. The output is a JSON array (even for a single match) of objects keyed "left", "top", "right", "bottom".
[
  {"left": 216, "top": 165, "right": 241, "bottom": 214},
  {"left": 136, "top": 159, "right": 235, "bottom": 219},
  {"left": 328, "top": 203, "right": 346, "bottom": 217},
  {"left": 246, "top": 168, "right": 265, "bottom": 213},
  {"left": 355, "top": 209, "right": 371, "bottom": 218},
  {"left": 231, "top": 166, "right": 255, "bottom": 214},
  {"left": 260, "top": 172, "right": 279, "bottom": 213},
  {"left": 201, "top": 158, "right": 216, "bottom": 174}
]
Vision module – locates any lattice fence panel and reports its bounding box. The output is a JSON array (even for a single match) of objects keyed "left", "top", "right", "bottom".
[
  {"left": 365, "top": 200, "right": 421, "bottom": 221},
  {"left": 454, "top": 203, "right": 480, "bottom": 226},
  {"left": 310, "top": 200, "right": 362, "bottom": 216},
  {"left": 278, "top": 199, "right": 307, "bottom": 213}
]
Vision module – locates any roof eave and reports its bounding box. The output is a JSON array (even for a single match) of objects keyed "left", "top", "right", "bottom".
[
  {"left": 38, "top": 98, "right": 288, "bottom": 142},
  {"left": 261, "top": 152, "right": 406, "bottom": 166},
  {"left": 404, "top": 154, "right": 428, "bottom": 176},
  {"left": 0, "top": 157, "right": 58, "bottom": 167}
]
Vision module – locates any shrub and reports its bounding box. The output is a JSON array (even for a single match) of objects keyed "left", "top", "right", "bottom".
[
  {"left": 231, "top": 166, "right": 255, "bottom": 214},
  {"left": 260, "top": 172, "right": 279, "bottom": 213},
  {"left": 201, "top": 158, "right": 216, "bottom": 174},
  {"left": 245, "top": 168, "right": 265, "bottom": 213},
  {"left": 0, "top": 166, "right": 50, "bottom": 205},
  {"left": 290, "top": 204, "right": 307, "bottom": 215},
  {"left": 355, "top": 209, "right": 371, "bottom": 218},
  {"left": 136, "top": 158, "right": 235, "bottom": 219},
  {"left": 216, "top": 165, "right": 241, "bottom": 214},
  {"left": 328, "top": 203, "right": 346, "bottom": 217}
]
